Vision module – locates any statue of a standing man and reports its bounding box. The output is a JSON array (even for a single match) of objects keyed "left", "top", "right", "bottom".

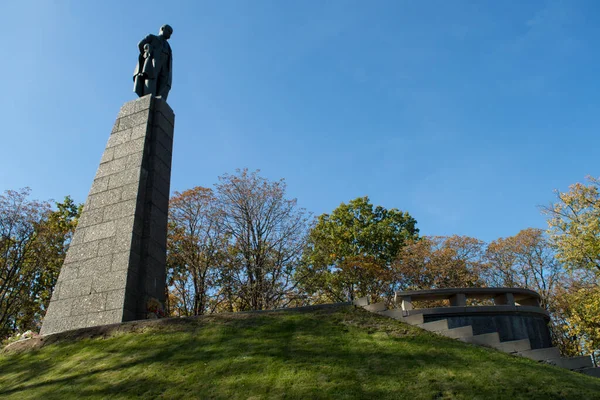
[{"left": 133, "top": 24, "right": 173, "bottom": 101}]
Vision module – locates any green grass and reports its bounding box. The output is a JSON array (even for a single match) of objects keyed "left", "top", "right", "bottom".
[{"left": 1, "top": 305, "right": 599, "bottom": 399}]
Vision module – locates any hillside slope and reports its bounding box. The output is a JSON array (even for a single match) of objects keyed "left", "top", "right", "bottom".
[{"left": 1, "top": 304, "right": 599, "bottom": 399}]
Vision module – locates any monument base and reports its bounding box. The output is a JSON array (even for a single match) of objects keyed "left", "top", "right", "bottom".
[{"left": 41, "top": 95, "right": 174, "bottom": 335}]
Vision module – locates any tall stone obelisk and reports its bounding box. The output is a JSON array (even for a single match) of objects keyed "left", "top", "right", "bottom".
[{"left": 41, "top": 95, "right": 174, "bottom": 335}]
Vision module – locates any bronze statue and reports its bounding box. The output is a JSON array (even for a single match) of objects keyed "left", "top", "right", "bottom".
[{"left": 134, "top": 25, "right": 173, "bottom": 100}]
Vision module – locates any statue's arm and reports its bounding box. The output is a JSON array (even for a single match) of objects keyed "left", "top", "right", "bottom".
[{"left": 137, "top": 35, "right": 153, "bottom": 54}]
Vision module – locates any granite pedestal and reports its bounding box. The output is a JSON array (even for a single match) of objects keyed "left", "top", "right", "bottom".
[{"left": 41, "top": 95, "right": 174, "bottom": 335}]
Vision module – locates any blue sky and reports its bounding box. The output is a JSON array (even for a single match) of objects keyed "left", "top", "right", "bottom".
[{"left": 1, "top": 0, "right": 598, "bottom": 242}]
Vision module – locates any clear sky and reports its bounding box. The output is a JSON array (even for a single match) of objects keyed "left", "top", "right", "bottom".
[{"left": 1, "top": 0, "right": 598, "bottom": 242}]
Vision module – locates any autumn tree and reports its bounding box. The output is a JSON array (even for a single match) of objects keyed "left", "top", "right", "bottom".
[
  {"left": 167, "top": 187, "right": 227, "bottom": 316},
  {"left": 542, "top": 176, "right": 600, "bottom": 274},
  {"left": 0, "top": 189, "right": 80, "bottom": 340},
  {"left": 555, "top": 281, "right": 600, "bottom": 357},
  {"left": 394, "top": 235, "right": 485, "bottom": 291},
  {"left": 300, "top": 197, "right": 418, "bottom": 303},
  {"left": 483, "top": 228, "right": 563, "bottom": 309},
  {"left": 215, "top": 169, "right": 310, "bottom": 311}
]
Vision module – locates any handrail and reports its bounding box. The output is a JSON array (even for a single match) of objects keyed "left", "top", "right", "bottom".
[{"left": 394, "top": 287, "right": 542, "bottom": 311}]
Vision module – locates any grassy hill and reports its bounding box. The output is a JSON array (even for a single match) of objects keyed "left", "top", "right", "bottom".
[{"left": 1, "top": 304, "right": 599, "bottom": 400}]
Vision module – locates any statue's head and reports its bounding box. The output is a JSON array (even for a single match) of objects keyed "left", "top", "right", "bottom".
[{"left": 159, "top": 24, "right": 173, "bottom": 39}]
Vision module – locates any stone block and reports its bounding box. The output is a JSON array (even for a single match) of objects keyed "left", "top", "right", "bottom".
[
  {"left": 131, "top": 123, "right": 149, "bottom": 139},
  {"left": 151, "top": 173, "right": 171, "bottom": 199},
  {"left": 63, "top": 241, "right": 99, "bottom": 264},
  {"left": 108, "top": 168, "right": 141, "bottom": 190},
  {"left": 126, "top": 151, "right": 144, "bottom": 169},
  {"left": 105, "top": 289, "right": 126, "bottom": 310},
  {"left": 100, "top": 147, "right": 115, "bottom": 164},
  {"left": 353, "top": 296, "right": 369, "bottom": 307},
  {"left": 45, "top": 314, "right": 89, "bottom": 334},
  {"left": 78, "top": 255, "right": 113, "bottom": 279},
  {"left": 71, "top": 293, "right": 108, "bottom": 316},
  {"left": 581, "top": 367, "right": 600, "bottom": 378},
  {"left": 70, "top": 228, "right": 86, "bottom": 246},
  {"left": 107, "top": 129, "right": 132, "bottom": 148},
  {"left": 97, "top": 237, "right": 117, "bottom": 255},
  {"left": 419, "top": 319, "right": 449, "bottom": 333},
  {"left": 95, "top": 157, "right": 129, "bottom": 179},
  {"left": 87, "top": 188, "right": 124, "bottom": 210},
  {"left": 87, "top": 309, "right": 123, "bottom": 326},
  {"left": 494, "top": 292, "right": 516, "bottom": 306},
  {"left": 77, "top": 208, "right": 104, "bottom": 228},
  {"left": 92, "top": 268, "right": 129, "bottom": 292},
  {"left": 155, "top": 98, "right": 174, "bottom": 124},
  {"left": 462, "top": 332, "right": 501, "bottom": 348},
  {"left": 153, "top": 141, "right": 172, "bottom": 165},
  {"left": 449, "top": 293, "right": 467, "bottom": 307},
  {"left": 57, "top": 264, "right": 79, "bottom": 281},
  {"left": 121, "top": 182, "right": 141, "bottom": 201},
  {"left": 45, "top": 298, "right": 74, "bottom": 319},
  {"left": 545, "top": 356, "right": 593, "bottom": 370},
  {"left": 103, "top": 199, "right": 138, "bottom": 221},
  {"left": 155, "top": 126, "right": 174, "bottom": 154},
  {"left": 83, "top": 221, "right": 116, "bottom": 243},
  {"left": 440, "top": 325, "right": 473, "bottom": 339},
  {"left": 380, "top": 309, "right": 407, "bottom": 321},
  {"left": 403, "top": 313, "right": 424, "bottom": 325},
  {"left": 116, "top": 232, "right": 142, "bottom": 253},
  {"left": 518, "top": 347, "right": 561, "bottom": 361},
  {"left": 114, "top": 138, "right": 145, "bottom": 160},
  {"left": 112, "top": 251, "right": 134, "bottom": 271},
  {"left": 119, "top": 110, "right": 151, "bottom": 130},
  {"left": 155, "top": 112, "right": 174, "bottom": 133},
  {"left": 497, "top": 338, "right": 531, "bottom": 353},
  {"left": 89, "top": 177, "right": 110, "bottom": 196},
  {"left": 364, "top": 302, "right": 387, "bottom": 312},
  {"left": 60, "top": 277, "right": 93, "bottom": 299},
  {"left": 152, "top": 157, "right": 171, "bottom": 183}
]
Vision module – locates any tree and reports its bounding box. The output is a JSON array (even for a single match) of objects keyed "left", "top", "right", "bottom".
[
  {"left": 394, "top": 235, "right": 485, "bottom": 291},
  {"left": 556, "top": 282, "right": 600, "bottom": 357},
  {"left": 167, "top": 187, "right": 228, "bottom": 316},
  {"left": 483, "top": 228, "right": 563, "bottom": 309},
  {"left": 0, "top": 189, "right": 80, "bottom": 340},
  {"left": 542, "top": 176, "right": 600, "bottom": 274},
  {"left": 215, "top": 169, "right": 310, "bottom": 311},
  {"left": 300, "top": 196, "right": 418, "bottom": 303}
]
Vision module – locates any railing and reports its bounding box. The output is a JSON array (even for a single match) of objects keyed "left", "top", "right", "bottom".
[{"left": 394, "top": 287, "right": 544, "bottom": 315}]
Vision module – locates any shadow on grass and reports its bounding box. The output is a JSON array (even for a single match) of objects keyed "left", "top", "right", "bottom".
[{"left": 1, "top": 306, "right": 599, "bottom": 400}]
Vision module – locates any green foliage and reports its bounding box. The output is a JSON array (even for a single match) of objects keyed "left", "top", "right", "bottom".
[
  {"left": 1, "top": 305, "right": 598, "bottom": 399},
  {"left": 543, "top": 176, "right": 600, "bottom": 274},
  {"left": 0, "top": 189, "right": 80, "bottom": 341},
  {"left": 300, "top": 197, "right": 418, "bottom": 302},
  {"left": 560, "top": 284, "right": 600, "bottom": 355}
]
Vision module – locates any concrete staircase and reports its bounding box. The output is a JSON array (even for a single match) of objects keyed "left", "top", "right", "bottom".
[{"left": 357, "top": 297, "right": 599, "bottom": 378}]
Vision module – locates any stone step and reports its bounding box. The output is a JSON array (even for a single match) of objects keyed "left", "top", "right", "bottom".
[
  {"left": 518, "top": 347, "right": 561, "bottom": 361},
  {"left": 461, "top": 332, "right": 501, "bottom": 348},
  {"left": 363, "top": 302, "right": 386, "bottom": 312},
  {"left": 379, "top": 309, "right": 406, "bottom": 321},
  {"left": 353, "top": 296, "right": 369, "bottom": 307},
  {"left": 403, "top": 314, "right": 425, "bottom": 325},
  {"left": 497, "top": 338, "right": 531, "bottom": 354},
  {"left": 581, "top": 367, "right": 600, "bottom": 378},
  {"left": 440, "top": 325, "right": 473, "bottom": 339},
  {"left": 418, "top": 319, "right": 448, "bottom": 332},
  {"left": 545, "top": 356, "right": 593, "bottom": 371}
]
